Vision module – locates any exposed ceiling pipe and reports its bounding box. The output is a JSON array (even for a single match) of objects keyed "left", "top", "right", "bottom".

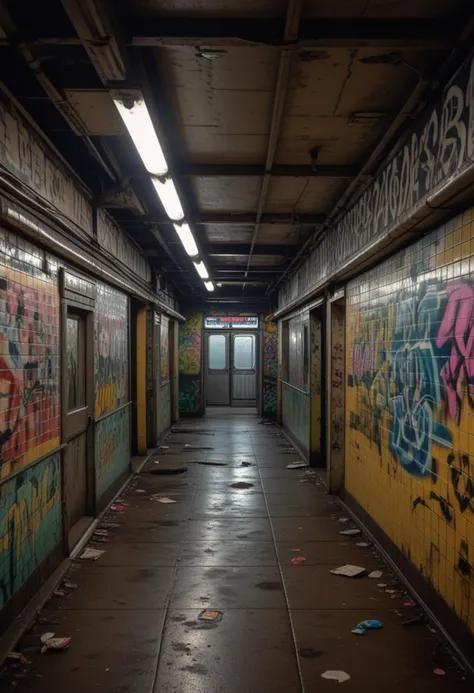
[{"left": 243, "top": 0, "right": 304, "bottom": 290}]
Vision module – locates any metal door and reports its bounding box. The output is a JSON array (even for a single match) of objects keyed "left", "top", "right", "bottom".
[
  {"left": 63, "top": 307, "right": 93, "bottom": 549},
  {"left": 205, "top": 332, "right": 230, "bottom": 405},
  {"left": 231, "top": 333, "right": 257, "bottom": 405}
]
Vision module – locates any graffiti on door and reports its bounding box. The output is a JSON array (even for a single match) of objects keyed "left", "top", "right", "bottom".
[{"left": 263, "top": 321, "right": 278, "bottom": 413}]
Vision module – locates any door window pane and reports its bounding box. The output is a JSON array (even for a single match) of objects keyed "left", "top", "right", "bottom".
[
  {"left": 234, "top": 335, "right": 255, "bottom": 369},
  {"left": 209, "top": 335, "right": 227, "bottom": 369},
  {"left": 67, "top": 316, "right": 85, "bottom": 410}
]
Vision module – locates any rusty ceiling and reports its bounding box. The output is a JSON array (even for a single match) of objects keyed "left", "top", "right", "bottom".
[{"left": 0, "top": 0, "right": 473, "bottom": 306}]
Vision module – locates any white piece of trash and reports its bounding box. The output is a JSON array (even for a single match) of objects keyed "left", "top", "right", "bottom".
[
  {"left": 156, "top": 497, "right": 177, "bottom": 504},
  {"left": 339, "top": 529, "right": 361, "bottom": 536},
  {"left": 331, "top": 564, "right": 366, "bottom": 578},
  {"left": 321, "top": 670, "right": 350, "bottom": 683},
  {"left": 286, "top": 462, "right": 307, "bottom": 469},
  {"left": 79, "top": 548, "right": 104, "bottom": 561},
  {"left": 356, "top": 542, "right": 370, "bottom": 547},
  {"left": 368, "top": 570, "right": 383, "bottom": 579}
]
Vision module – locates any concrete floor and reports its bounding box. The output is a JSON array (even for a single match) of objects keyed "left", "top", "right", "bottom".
[{"left": 3, "top": 412, "right": 470, "bottom": 692}]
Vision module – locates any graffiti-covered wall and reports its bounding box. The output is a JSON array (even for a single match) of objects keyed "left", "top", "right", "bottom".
[
  {"left": 95, "top": 407, "right": 131, "bottom": 499},
  {"left": 0, "top": 230, "right": 60, "bottom": 479},
  {"left": 95, "top": 283, "right": 128, "bottom": 417},
  {"left": 179, "top": 312, "right": 202, "bottom": 415},
  {"left": 0, "top": 452, "right": 61, "bottom": 607},
  {"left": 94, "top": 282, "right": 129, "bottom": 498},
  {"left": 346, "top": 209, "right": 474, "bottom": 634},
  {"left": 263, "top": 320, "right": 278, "bottom": 416}
]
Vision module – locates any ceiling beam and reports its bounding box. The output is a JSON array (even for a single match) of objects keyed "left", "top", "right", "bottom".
[
  {"left": 15, "top": 18, "right": 460, "bottom": 49},
  {"left": 202, "top": 243, "right": 297, "bottom": 256},
  {"left": 245, "top": 0, "right": 303, "bottom": 284},
  {"left": 182, "top": 164, "right": 358, "bottom": 178},
  {"left": 160, "top": 212, "right": 325, "bottom": 226}
]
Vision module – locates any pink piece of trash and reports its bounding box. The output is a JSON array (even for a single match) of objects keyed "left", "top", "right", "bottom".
[
  {"left": 291, "top": 556, "right": 307, "bottom": 565},
  {"left": 433, "top": 668, "right": 446, "bottom": 676}
]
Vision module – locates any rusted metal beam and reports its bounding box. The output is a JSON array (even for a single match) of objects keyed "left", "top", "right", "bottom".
[
  {"left": 0, "top": 4, "right": 116, "bottom": 182},
  {"left": 183, "top": 212, "right": 325, "bottom": 226},
  {"left": 203, "top": 243, "right": 297, "bottom": 256},
  {"left": 59, "top": 0, "right": 128, "bottom": 83},
  {"left": 245, "top": 0, "right": 304, "bottom": 284},
  {"left": 14, "top": 18, "right": 459, "bottom": 49},
  {"left": 182, "top": 163, "right": 358, "bottom": 178}
]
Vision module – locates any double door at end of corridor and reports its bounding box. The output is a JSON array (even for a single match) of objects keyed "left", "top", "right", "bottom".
[{"left": 205, "top": 331, "right": 257, "bottom": 406}]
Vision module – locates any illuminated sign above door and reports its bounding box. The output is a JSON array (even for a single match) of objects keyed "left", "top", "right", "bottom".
[{"left": 204, "top": 315, "right": 259, "bottom": 329}]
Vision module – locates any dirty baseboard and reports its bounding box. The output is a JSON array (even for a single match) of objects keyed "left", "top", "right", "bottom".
[
  {"left": 340, "top": 489, "right": 474, "bottom": 678},
  {"left": 0, "top": 448, "right": 155, "bottom": 668}
]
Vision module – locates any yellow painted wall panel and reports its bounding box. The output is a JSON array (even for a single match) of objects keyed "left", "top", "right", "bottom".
[{"left": 346, "top": 209, "right": 474, "bottom": 633}]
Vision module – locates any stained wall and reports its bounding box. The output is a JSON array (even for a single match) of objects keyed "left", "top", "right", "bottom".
[
  {"left": 262, "top": 319, "right": 278, "bottom": 416},
  {"left": 179, "top": 312, "right": 202, "bottom": 415},
  {"left": 346, "top": 208, "right": 474, "bottom": 635}
]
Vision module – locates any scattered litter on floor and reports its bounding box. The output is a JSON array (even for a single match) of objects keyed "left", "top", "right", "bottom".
[
  {"left": 7, "top": 652, "right": 29, "bottom": 663},
  {"left": 198, "top": 461, "right": 228, "bottom": 466},
  {"left": 152, "top": 496, "right": 177, "bottom": 504},
  {"left": 356, "top": 542, "right": 370, "bottom": 547},
  {"left": 300, "top": 479, "right": 309, "bottom": 483},
  {"left": 159, "top": 445, "right": 169, "bottom": 449},
  {"left": 286, "top": 462, "right": 307, "bottom": 469},
  {"left": 291, "top": 548, "right": 301, "bottom": 552},
  {"left": 377, "top": 582, "right": 387, "bottom": 588},
  {"left": 390, "top": 594, "right": 400, "bottom": 599},
  {"left": 331, "top": 564, "right": 366, "bottom": 578},
  {"left": 93, "top": 529, "right": 109, "bottom": 536},
  {"left": 291, "top": 556, "right": 307, "bottom": 565},
  {"left": 198, "top": 609, "right": 223, "bottom": 622},
  {"left": 351, "top": 619, "right": 383, "bottom": 635},
  {"left": 385, "top": 588, "right": 397, "bottom": 594},
  {"left": 434, "top": 668, "right": 446, "bottom": 676},
  {"left": 63, "top": 581, "right": 78, "bottom": 590},
  {"left": 110, "top": 503, "right": 128, "bottom": 512},
  {"left": 135, "top": 489, "right": 146, "bottom": 493},
  {"left": 79, "top": 548, "right": 104, "bottom": 561},
  {"left": 102, "top": 522, "right": 120, "bottom": 528},
  {"left": 404, "top": 601, "right": 416, "bottom": 607},
  {"left": 40, "top": 633, "right": 72, "bottom": 653},
  {"left": 338, "top": 517, "right": 350, "bottom": 523},
  {"left": 321, "top": 670, "right": 350, "bottom": 683},
  {"left": 241, "top": 462, "right": 252, "bottom": 467},
  {"left": 53, "top": 589, "right": 66, "bottom": 597},
  {"left": 368, "top": 570, "right": 383, "bottom": 579},
  {"left": 339, "top": 529, "right": 361, "bottom": 536}
]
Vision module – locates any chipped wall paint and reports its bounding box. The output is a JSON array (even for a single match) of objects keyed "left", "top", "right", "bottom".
[
  {"left": 0, "top": 93, "right": 92, "bottom": 234},
  {"left": 346, "top": 209, "right": 474, "bottom": 635},
  {"left": 0, "top": 452, "right": 61, "bottom": 607},
  {"left": 263, "top": 320, "right": 278, "bottom": 414},
  {"left": 310, "top": 312, "right": 323, "bottom": 462},
  {"left": 280, "top": 48, "right": 474, "bottom": 311},
  {"left": 0, "top": 230, "right": 60, "bottom": 479},
  {"left": 159, "top": 382, "right": 171, "bottom": 435},
  {"left": 179, "top": 312, "right": 202, "bottom": 414},
  {"left": 95, "top": 406, "right": 130, "bottom": 499}
]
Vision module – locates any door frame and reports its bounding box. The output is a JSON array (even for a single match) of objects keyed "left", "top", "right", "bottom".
[
  {"left": 203, "top": 329, "right": 259, "bottom": 408},
  {"left": 59, "top": 269, "right": 96, "bottom": 543}
]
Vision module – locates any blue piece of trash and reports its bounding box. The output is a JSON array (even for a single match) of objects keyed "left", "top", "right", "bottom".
[{"left": 351, "top": 619, "right": 383, "bottom": 635}]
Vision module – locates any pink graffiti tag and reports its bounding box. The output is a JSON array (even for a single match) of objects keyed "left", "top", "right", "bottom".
[{"left": 436, "top": 284, "right": 474, "bottom": 420}]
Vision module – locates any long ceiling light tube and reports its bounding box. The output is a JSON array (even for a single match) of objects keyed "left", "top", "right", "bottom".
[{"left": 113, "top": 92, "right": 215, "bottom": 290}]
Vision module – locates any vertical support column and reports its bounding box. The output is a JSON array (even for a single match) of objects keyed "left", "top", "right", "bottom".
[
  {"left": 310, "top": 308, "right": 324, "bottom": 466},
  {"left": 326, "top": 296, "right": 345, "bottom": 493},
  {"left": 173, "top": 320, "right": 179, "bottom": 423},
  {"left": 136, "top": 307, "right": 147, "bottom": 455}
]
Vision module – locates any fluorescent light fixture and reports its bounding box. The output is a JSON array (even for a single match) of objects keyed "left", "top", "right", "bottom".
[
  {"left": 151, "top": 177, "right": 185, "bottom": 222},
  {"left": 193, "top": 260, "right": 209, "bottom": 279},
  {"left": 113, "top": 95, "right": 168, "bottom": 176},
  {"left": 204, "top": 281, "right": 215, "bottom": 292},
  {"left": 173, "top": 222, "right": 199, "bottom": 258}
]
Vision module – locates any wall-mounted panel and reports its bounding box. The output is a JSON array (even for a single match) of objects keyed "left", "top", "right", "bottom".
[
  {"left": 0, "top": 452, "right": 61, "bottom": 608},
  {"left": 346, "top": 208, "right": 474, "bottom": 636},
  {"left": 179, "top": 312, "right": 202, "bottom": 415},
  {"left": 95, "top": 406, "right": 131, "bottom": 500}
]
